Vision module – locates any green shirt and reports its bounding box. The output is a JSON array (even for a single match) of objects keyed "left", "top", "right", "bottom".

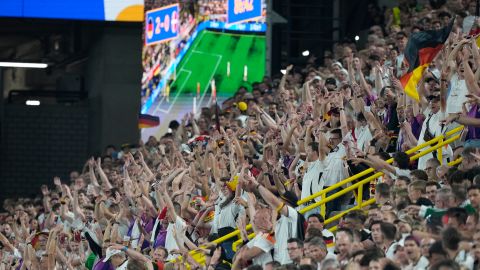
[{"left": 85, "top": 252, "right": 97, "bottom": 270}]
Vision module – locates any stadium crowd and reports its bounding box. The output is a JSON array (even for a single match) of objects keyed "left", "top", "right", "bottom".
[{"left": 2, "top": 0, "right": 480, "bottom": 269}]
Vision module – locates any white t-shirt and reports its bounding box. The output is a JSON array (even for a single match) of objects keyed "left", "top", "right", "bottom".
[
  {"left": 388, "top": 167, "right": 411, "bottom": 180},
  {"left": 301, "top": 159, "right": 325, "bottom": 203},
  {"left": 246, "top": 233, "right": 274, "bottom": 267},
  {"left": 322, "top": 144, "right": 347, "bottom": 187},
  {"left": 416, "top": 108, "right": 452, "bottom": 169},
  {"left": 385, "top": 242, "right": 399, "bottom": 260},
  {"left": 322, "top": 229, "right": 336, "bottom": 253},
  {"left": 165, "top": 216, "right": 187, "bottom": 260},
  {"left": 212, "top": 199, "right": 244, "bottom": 233},
  {"left": 396, "top": 54, "right": 405, "bottom": 77},
  {"left": 355, "top": 125, "right": 373, "bottom": 153},
  {"left": 447, "top": 74, "right": 469, "bottom": 114},
  {"left": 455, "top": 250, "right": 475, "bottom": 270},
  {"left": 345, "top": 125, "right": 373, "bottom": 153},
  {"left": 274, "top": 206, "right": 298, "bottom": 264},
  {"left": 116, "top": 260, "right": 129, "bottom": 270},
  {"left": 407, "top": 256, "right": 429, "bottom": 270}
]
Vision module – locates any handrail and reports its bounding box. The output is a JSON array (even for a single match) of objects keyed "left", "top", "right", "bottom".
[
  {"left": 327, "top": 155, "right": 463, "bottom": 234},
  {"left": 174, "top": 126, "right": 464, "bottom": 264},
  {"left": 300, "top": 133, "right": 461, "bottom": 213},
  {"left": 297, "top": 125, "right": 463, "bottom": 205},
  {"left": 232, "top": 148, "right": 465, "bottom": 250}
]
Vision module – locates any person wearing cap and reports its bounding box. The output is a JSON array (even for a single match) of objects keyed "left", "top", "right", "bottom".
[
  {"left": 325, "top": 78, "right": 337, "bottom": 91},
  {"left": 330, "top": 62, "right": 344, "bottom": 81},
  {"left": 404, "top": 235, "right": 429, "bottom": 269},
  {"left": 416, "top": 88, "right": 452, "bottom": 169},
  {"left": 211, "top": 174, "right": 245, "bottom": 262},
  {"left": 103, "top": 244, "right": 154, "bottom": 270},
  {"left": 102, "top": 246, "right": 129, "bottom": 269}
]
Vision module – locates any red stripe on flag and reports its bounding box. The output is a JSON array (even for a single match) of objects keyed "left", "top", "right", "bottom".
[
  {"left": 400, "top": 71, "right": 414, "bottom": 89},
  {"left": 400, "top": 64, "right": 428, "bottom": 102},
  {"left": 417, "top": 44, "right": 444, "bottom": 66},
  {"left": 139, "top": 119, "right": 159, "bottom": 126}
]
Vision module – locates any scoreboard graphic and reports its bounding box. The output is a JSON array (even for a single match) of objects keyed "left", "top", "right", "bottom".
[
  {"left": 0, "top": 0, "right": 143, "bottom": 21},
  {"left": 227, "top": 0, "right": 262, "bottom": 24},
  {"left": 145, "top": 4, "right": 180, "bottom": 46}
]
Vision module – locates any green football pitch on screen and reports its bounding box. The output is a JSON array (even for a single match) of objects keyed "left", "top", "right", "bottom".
[{"left": 169, "top": 30, "right": 266, "bottom": 98}]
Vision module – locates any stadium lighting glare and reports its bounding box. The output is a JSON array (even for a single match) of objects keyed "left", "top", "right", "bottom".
[
  {"left": 0, "top": 62, "right": 48, "bottom": 68},
  {"left": 280, "top": 69, "right": 286, "bottom": 75},
  {"left": 302, "top": 50, "right": 310, "bottom": 56},
  {"left": 355, "top": 35, "right": 360, "bottom": 41},
  {"left": 26, "top": 100, "right": 40, "bottom": 106}
]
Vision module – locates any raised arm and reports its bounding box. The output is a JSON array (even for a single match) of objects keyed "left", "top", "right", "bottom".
[
  {"left": 96, "top": 158, "right": 113, "bottom": 190},
  {"left": 462, "top": 43, "right": 480, "bottom": 95},
  {"left": 279, "top": 65, "right": 293, "bottom": 92},
  {"left": 88, "top": 158, "right": 100, "bottom": 187},
  {"left": 138, "top": 151, "right": 155, "bottom": 181},
  {"left": 46, "top": 226, "right": 61, "bottom": 270},
  {"left": 160, "top": 183, "right": 178, "bottom": 221},
  {"left": 338, "top": 96, "right": 349, "bottom": 138},
  {"left": 110, "top": 244, "right": 154, "bottom": 270},
  {"left": 446, "top": 113, "right": 480, "bottom": 127},
  {"left": 248, "top": 174, "right": 289, "bottom": 217},
  {"left": 366, "top": 154, "right": 396, "bottom": 174}
]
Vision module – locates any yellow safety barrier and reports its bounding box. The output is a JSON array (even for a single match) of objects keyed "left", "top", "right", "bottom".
[
  {"left": 174, "top": 125, "right": 464, "bottom": 265},
  {"left": 327, "top": 155, "right": 464, "bottom": 233},
  {"left": 295, "top": 125, "right": 463, "bottom": 206}
]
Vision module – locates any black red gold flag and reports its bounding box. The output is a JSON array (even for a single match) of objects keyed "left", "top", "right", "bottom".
[{"left": 400, "top": 20, "right": 454, "bottom": 101}]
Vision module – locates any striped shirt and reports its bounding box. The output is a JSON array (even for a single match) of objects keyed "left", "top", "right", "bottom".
[{"left": 211, "top": 197, "right": 244, "bottom": 233}]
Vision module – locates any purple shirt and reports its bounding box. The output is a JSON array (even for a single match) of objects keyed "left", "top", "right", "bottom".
[
  {"left": 410, "top": 115, "right": 424, "bottom": 139},
  {"left": 93, "top": 259, "right": 115, "bottom": 270},
  {"left": 467, "top": 104, "right": 480, "bottom": 140}
]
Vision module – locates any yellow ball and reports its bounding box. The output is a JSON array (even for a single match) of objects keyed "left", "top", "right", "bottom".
[{"left": 238, "top": 101, "right": 248, "bottom": 111}]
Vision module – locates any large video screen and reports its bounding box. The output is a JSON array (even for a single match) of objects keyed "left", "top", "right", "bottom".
[
  {"left": 0, "top": 0, "right": 144, "bottom": 21},
  {"left": 141, "top": 0, "right": 266, "bottom": 113}
]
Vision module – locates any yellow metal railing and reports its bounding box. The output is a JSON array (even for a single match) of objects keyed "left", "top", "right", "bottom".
[
  {"left": 175, "top": 125, "right": 464, "bottom": 264},
  {"left": 326, "top": 155, "right": 464, "bottom": 233}
]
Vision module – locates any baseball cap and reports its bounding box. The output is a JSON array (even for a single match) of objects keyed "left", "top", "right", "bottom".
[
  {"left": 102, "top": 247, "right": 123, "bottom": 262},
  {"left": 325, "top": 77, "right": 337, "bottom": 86}
]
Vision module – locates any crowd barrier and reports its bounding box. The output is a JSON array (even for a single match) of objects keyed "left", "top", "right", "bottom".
[{"left": 175, "top": 125, "right": 465, "bottom": 264}]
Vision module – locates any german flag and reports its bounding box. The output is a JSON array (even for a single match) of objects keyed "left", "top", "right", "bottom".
[
  {"left": 139, "top": 113, "right": 160, "bottom": 128},
  {"left": 469, "top": 25, "right": 480, "bottom": 47},
  {"left": 400, "top": 20, "right": 454, "bottom": 101}
]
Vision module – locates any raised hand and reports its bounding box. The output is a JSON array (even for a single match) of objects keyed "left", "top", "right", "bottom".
[
  {"left": 41, "top": 185, "right": 50, "bottom": 196},
  {"left": 53, "top": 177, "right": 61, "bottom": 186},
  {"left": 286, "top": 64, "right": 294, "bottom": 73},
  {"left": 138, "top": 151, "right": 145, "bottom": 163}
]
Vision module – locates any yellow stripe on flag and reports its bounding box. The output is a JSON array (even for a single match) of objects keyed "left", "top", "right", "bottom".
[
  {"left": 403, "top": 64, "right": 429, "bottom": 102},
  {"left": 477, "top": 36, "right": 480, "bottom": 48}
]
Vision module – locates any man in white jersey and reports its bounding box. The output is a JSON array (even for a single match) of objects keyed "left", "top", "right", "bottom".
[{"left": 244, "top": 173, "right": 299, "bottom": 265}]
